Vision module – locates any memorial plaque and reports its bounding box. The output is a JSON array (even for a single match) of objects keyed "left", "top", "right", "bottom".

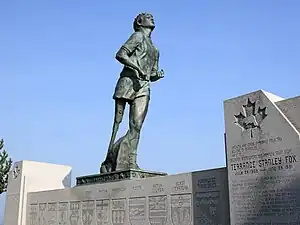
[
  {"left": 96, "top": 199, "right": 109, "bottom": 225},
  {"left": 58, "top": 202, "right": 68, "bottom": 225},
  {"left": 82, "top": 200, "right": 95, "bottom": 225},
  {"left": 194, "top": 191, "right": 221, "bottom": 225},
  {"left": 192, "top": 168, "right": 230, "bottom": 225},
  {"left": 148, "top": 195, "right": 168, "bottom": 225},
  {"left": 171, "top": 194, "right": 192, "bottom": 225},
  {"left": 39, "top": 203, "right": 47, "bottom": 225},
  {"left": 112, "top": 198, "right": 126, "bottom": 225},
  {"left": 69, "top": 201, "right": 80, "bottom": 225},
  {"left": 47, "top": 202, "right": 58, "bottom": 225},
  {"left": 129, "top": 197, "right": 146, "bottom": 225},
  {"left": 28, "top": 203, "right": 38, "bottom": 225},
  {"left": 224, "top": 90, "right": 300, "bottom": 224}
]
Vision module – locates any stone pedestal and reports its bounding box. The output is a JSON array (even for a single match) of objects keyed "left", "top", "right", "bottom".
[{"left": 76, "top": 169, "right": 167, "bottom": 186}]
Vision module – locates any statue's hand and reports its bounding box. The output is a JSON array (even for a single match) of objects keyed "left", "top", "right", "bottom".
[
  {"left": 157, "top": 69, "right": 164, "bottom": 79},
  {"left": 139, "top": 69, "right": 148, "bottom": 80}
]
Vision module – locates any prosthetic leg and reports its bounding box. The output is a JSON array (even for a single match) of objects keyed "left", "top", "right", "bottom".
[{"left": 100, "top": 99, "right": 126, "bottom": 173}]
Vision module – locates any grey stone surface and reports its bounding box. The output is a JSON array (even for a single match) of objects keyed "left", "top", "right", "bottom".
[
  {"left": 4, "top": 160, "right": 72, "bottom": 225},
  {"left": 4, "top": 162, "right": 23, "bottom": 225},
  {"left": 26, "top": 168, "right": 230, "bottom": 225},
  {"left": 192, "top": 168, "right": 230, "bottom": 225},
  {"left": 224, "top": 90, "right": 300, "bottom": 224},
  {"left": 276, "top": 96, "right": 300, "bottom": 133}
]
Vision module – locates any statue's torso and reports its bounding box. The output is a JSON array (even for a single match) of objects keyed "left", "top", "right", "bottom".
[
  {"left": 121, "top": 33, "right": 158, "bottom": 80},
  {"left": 114, "top": 32, "right": 158, "bottom": 101}
]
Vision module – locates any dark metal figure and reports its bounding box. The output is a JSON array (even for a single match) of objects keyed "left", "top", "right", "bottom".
[{"left": 100, "top": 13, "right": 164, "bottom": 173}]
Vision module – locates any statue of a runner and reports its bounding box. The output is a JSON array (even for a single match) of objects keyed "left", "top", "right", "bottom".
[{"left": 100, "top": 12, "right": 164, "bottom": 173}]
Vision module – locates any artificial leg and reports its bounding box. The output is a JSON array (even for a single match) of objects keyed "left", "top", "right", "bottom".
[
  {"left": 100, "top": 99, "right": 126, "bottom": 173},
  {"left": 108, "top": 99, "right": 126, "bottom": 151}
]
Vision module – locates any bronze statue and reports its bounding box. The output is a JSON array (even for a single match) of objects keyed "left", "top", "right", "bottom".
[{"left": 100, "top": 13, "right": 164, "bottom": 173}]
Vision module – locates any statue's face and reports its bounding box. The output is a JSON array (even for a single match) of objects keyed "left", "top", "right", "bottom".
[{"left": 139, "top": 14, "right": 155, "bottom": 29}]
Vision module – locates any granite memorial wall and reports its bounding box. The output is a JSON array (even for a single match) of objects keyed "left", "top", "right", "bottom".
[{"left": 25, "top": 168, "right": 229, "bottom": 225}]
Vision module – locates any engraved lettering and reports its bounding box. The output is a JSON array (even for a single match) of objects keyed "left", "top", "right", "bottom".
[
  {"left": 197, "top": 177, "right": 216, "bottom": 189},
  {"left": 152, "top": 184, "right": 164, "bottom": 193},
  {"left": 132, "top": 185, "right": 143, "bottom": 191},
  {"left": 172, "top": 180, "right": 189, "bottom": 192}
]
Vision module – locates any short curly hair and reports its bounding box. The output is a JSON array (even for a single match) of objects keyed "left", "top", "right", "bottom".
[{"left": 133, "top": 12, "right": 154, "bottom": 32}]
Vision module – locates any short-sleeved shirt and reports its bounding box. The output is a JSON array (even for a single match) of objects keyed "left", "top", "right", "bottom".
[{"left": 113, "top": 31, "right": 159, "bottom": 101}]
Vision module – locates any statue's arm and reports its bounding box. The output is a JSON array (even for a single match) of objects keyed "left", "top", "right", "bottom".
[{"left": 115, "top": 32, "right": 143, "bottom": 74}]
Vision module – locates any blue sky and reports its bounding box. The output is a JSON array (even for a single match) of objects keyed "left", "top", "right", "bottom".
[{"left": 1, "top": 0, "right": 300, "bottom": 220}]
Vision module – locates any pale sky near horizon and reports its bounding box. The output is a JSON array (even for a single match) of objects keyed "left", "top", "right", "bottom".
[{"left": 1, "top": 0, "right": 300, "bottom": 220}]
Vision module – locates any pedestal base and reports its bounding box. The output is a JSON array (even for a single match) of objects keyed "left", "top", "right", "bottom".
[{"left": 76, "top": 169, "right": 167, "bottom": 186}]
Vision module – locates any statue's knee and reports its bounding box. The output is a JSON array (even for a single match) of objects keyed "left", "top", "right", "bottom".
[
  {"left": 115, "top": 117, "right": 122, "bottom": 124},
  {"left": 115, "top": 108, "right": 124, "bottom": 123},
  {"left": 130, "top": 122, "right": 142, "bottom": 133}
]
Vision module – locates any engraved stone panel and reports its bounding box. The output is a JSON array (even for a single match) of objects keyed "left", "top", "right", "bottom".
[
  {"left": 192, "top": 168, "right": 230, "bottom": 225},
  {"left": 39, "top": 203, "right": 47, "bottom": 225},
  {"left": 224, "top": 90, "right": 300, "bottom": 224},
  {"left": 171, "top": 194, "right": 192, "bottom": 225},
  {"left": 82, "top": 200, "right": 95, "bottom": 225},
  {"left": 28, "top": 203, "right": 38, "bottom": 225},
  {"left": 25, "top": 166, "right": 229, "bottom": 225},
  {"left": 194, "top": 191, "right": 221, "bottom": 225},
  {"left": 5, "top": 194, "right": 20, "bottom": 225},
  {"left": 96, "top": 199, "right": 109, "bottom": 225},
  {"left": 129, "top": 197, "right": 146, "bottom": 225},
  {"left": 47, "top": 202, "right": 58, "bottom": 225},
  {"left": 148, "top": 195, "right": 167, "bottom": 225},
  {"left": 112, "top": 198, "right": 126, "bottom": 225},
  {"left": 58, "top": 202, "right": 68, "bottom": 225},
  {"left": 69, "top": 201, "right": 80, "bottom": 225}
]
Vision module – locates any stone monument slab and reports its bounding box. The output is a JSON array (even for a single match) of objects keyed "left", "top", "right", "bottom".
[
  {"left": 4, "top": 160, "right": 72, "bottom": 225},
  {"left": 192, "top": 168, "right": 230, "bottom": 225},
  {"left": 224, "top": 90, "right": 300, "bottom": 224},
  {"left": 3, "top": 164, "right": 230, "bottom": 225}
]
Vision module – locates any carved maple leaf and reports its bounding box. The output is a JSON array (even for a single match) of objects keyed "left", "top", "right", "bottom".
[
  {"left": 234, "top": 98, "right": 267, "bottom": 138},
  {"left": 234, "top": 112, "right": 246, "bottom": 129},
  {"left": 256, "top": 106, "right": 267, "bottom": 124}
]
